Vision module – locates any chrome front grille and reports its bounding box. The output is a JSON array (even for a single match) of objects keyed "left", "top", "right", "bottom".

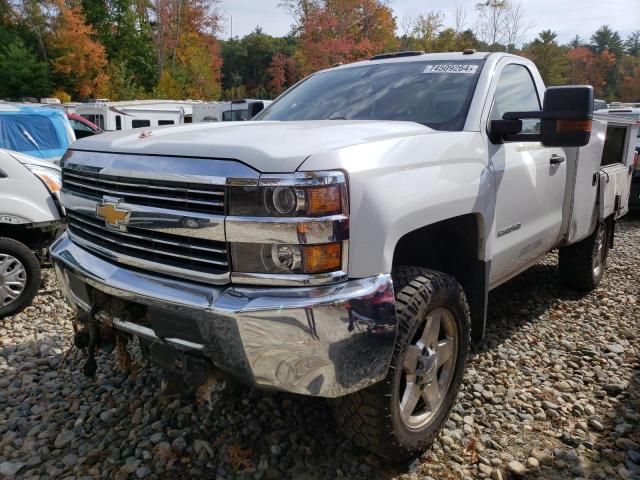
[
  {"left": 66, "top": 211, "right": 229, "bottom": 281},
  {"left": 63, "top": 168, "right": 226, "bottom": 215},
  {"left": 58, "top": 150, "right": 261, "bottom": 284}
]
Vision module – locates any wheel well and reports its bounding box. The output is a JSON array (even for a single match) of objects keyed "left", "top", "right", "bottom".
[
  {"left": 392, "top": 214, "right": 488, "bottom": 341},
  {"left": 0, "top": 224, "right": 54, "bottom": 250}
]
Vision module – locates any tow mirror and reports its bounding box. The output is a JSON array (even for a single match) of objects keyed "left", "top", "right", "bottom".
[
  {"left": 248, "top": 101, "right": 265, "bottom": 119},
  {"left": 493, "top": 85, "right": 594, "bottom": 147},
  {"left": 539, "top": 86, "right": 593, "bottom": 147}
]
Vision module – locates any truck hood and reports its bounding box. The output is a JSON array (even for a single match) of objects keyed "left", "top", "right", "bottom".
[{"left": 70, "top": 120, "right": 432, "bottom": 172}]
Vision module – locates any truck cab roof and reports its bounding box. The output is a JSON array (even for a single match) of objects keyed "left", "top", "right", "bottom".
[{"left": 329, "top": 51, "right": 504, "bottom": 71}]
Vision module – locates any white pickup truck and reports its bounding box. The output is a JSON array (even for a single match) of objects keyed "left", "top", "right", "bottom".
[{"left": 50, "top": 51, "right": 637, "bottom": 459}]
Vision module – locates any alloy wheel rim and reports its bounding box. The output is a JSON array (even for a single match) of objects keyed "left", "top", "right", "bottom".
[
  {"left": 398, "top": 307, "right": 458, "bottom": 429},
  {"left": 0, "top": 254, "right": 27, "bottom": 307},
  {"left": 592, "top": 225, "right": 606, "bottom": 278}
]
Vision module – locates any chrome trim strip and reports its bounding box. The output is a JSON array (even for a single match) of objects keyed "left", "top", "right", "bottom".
[
  {"left": 230, "top": 270, "right": 348, "bottom": 286},
  {"left": 62, "top": 191, "right": 226, "bottom": 242},
  {"left": 226, "top": 215, "right": 348, "bottom": 244},
  {"left": 68, "top": 223, "right": 228, "bottom": 266},
  {"left": 112, "top": 318, "right": 205, "bottom": 352},
  {"left": 67, "top": 231, "right": 230, "bottom": 284},
  {"left": 67, "top": 212, "right": 227, "bottom": 254},
  {"left": 259, "top": 171, "right": 346, "bottom": 186}
]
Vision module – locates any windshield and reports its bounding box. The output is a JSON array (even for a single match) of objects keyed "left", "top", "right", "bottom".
[
  {"left": 0, "top": 115, "right": 62, "bottom": 151},
  {"left": 256, "top": 60, "right": 484, "bottom": 131},
  {"left": 222, "top": 109, "right": 249, "bottom": 121}
]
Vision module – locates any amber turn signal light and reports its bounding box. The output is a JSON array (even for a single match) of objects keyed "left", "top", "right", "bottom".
[
  {"left": 303, "top": 243, "right": 342, "bottom": 273},
  {"left": 308, "top": 185, "right": 342, "bottom": 216},
  {"left": 556, "top": 119, "right": 592, "bottom": 133}
]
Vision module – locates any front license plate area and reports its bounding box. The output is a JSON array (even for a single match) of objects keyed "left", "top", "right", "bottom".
[{"left": 149, "top": 308, "right": 204, "bottom": 344}]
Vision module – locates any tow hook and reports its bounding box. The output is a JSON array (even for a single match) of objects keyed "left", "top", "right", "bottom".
[{"left": 74, "top": 307, "right": 99, "bottom": 378}]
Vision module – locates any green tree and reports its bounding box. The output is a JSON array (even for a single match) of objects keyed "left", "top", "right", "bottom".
[
  {"left": 568, "top": 35, "right": 584, "bottom": 49},
  {"left": 11, "top": 0, "right": 52, "bottom": 62},
  {"left": 590, "top": 26, "right": 625, "bottom": 100},
  {"left": 590, "top": 25, "right": 623, "bottom": 57},
  {"left": 220, "top": 28, "right": 297, "bottom": 98},
  {"left": 522, "top": 30, "right": 568, "bottom": 85},
  {"left": 0, "top": 35, "right": 51, "bottom": 98},
  {"left": 625, "top": 31, "right": 640, "bottom": 56},
  {"left": 456, "top": 29, "right": 482, "bottom": 50},
  {"left": 82, "top": 0, "right": 158, "bottom": 92}
]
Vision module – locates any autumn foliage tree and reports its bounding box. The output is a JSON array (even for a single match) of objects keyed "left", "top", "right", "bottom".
[
  {"left": 286, "top": 0, "right": 397, "bottom": 74},
  {"left": 267, "top": 53, "right": 298, "bottom": 95},
  {"left": 566, "top": 47, "right": 616, "bottom": 98},
  {"left": 48, "top": 1, "right": 108, "bottom": 98},
  {"left": 151, "top": 0, "right": 222, "bottom": 99},
  {"left": 617, "top": 56, "right": 640, "bottom": 102},
  {"left": 1, "top": 0, "right": 639, "bottom": 103}
]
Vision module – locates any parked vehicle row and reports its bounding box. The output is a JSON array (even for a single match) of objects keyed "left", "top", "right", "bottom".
[
  {"left": 49, "top": 50, "right": 638, "bottom": 460},
  {"left": 72, "top": 99, "right": 272, "bottom": 131}
]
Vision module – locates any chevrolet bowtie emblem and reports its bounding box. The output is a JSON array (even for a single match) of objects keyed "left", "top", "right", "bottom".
[{"left": 96, "top": 201, "right": 130, "bottom": 229}]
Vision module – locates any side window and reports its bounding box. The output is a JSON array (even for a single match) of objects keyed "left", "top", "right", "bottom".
[
  {"left": 71, "top": 120, "right": 93, "bottom": 132},
  {"left": 158, "top": 120, "right": 174, "bottom": 125},
  {"left": 490, "top": 64, "right": 541, "bottom": 135},
  {"left": 115, "top": 116, "right": 122, "bottom": 130},
  {"left": 81, "top": 114, "right": 105, "bottom": 130},
  {"left": 132, "top": 119, "right": 151, "bottom": 128}
]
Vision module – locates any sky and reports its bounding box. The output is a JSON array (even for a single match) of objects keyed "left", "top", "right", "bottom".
[{"left": 217, "top": 0, "right": 640, "bottom": 45}]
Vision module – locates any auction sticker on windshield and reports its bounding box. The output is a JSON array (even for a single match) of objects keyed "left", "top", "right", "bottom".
[{"left": 423, "top": 64, "right": 478, "bottom": 74}]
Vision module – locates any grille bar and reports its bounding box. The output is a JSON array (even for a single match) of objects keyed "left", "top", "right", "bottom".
[
  {"left": 63, "top": 168, "right": 226, "bottom": 215},
  {"left": 63, "top": 179, "right": 224, "bottom": 208},
  {"left": 64, "top": 171, "right": 225, "bottom": 196},
  {"left": 67, "top": 210, "right": 228, "bottom": 280},
  {"left": 68, "top": 213, "right": 226, "bottom": 254}
]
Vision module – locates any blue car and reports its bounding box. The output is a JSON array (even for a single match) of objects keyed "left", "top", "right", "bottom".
[{"left": 0, "top": 104, "right": 75, "bottom": 163}]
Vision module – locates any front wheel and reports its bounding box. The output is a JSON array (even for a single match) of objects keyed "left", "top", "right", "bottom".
[
  {"left": 559, "top": 221, "right": 610, "bottom": 291},
  {"left": 0, "top": 237, "right": 41, "bottom": 319},
  {"left": 331, "top": 267, "right": 470, "bottom": 460}
]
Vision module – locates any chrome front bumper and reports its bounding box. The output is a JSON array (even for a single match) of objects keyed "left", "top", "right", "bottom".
[{"left": 50, "top": 233, "right": 397, "bottom": 397}]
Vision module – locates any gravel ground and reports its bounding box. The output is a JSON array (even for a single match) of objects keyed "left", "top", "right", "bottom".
[{"left": 1, "top": 216, "right": 639, "bottom": 480}]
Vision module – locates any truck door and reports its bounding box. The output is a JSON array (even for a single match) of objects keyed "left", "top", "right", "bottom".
[{"left": 486, "top": 62, "right": 567, "bottom": 286}]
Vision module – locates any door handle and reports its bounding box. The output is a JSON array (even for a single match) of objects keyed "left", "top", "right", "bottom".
[{"left": 550, "top": 154, "right": 565, "bottom": 165}]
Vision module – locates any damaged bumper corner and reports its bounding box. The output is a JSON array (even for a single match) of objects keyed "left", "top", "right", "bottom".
[{"left": 50, "top": 233, "right": 397, "bottom": 398}]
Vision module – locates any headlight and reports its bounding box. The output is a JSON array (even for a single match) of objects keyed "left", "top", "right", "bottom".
[
  {"left": 228, "top": 171, "right": 348, "bottom": 285},
  {"left": 26, "top": 164, "right": 62, "bottom": 199},
  {"left": 231, "top": 242, "right": 342, "bottom": 274},
  {"left": 229, "top": 179, "right": 344, "bottom": 217}
]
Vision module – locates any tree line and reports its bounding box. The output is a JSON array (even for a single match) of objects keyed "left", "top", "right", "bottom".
[{"left": 1, "top": 0, "right": 638, "bottom": 103}]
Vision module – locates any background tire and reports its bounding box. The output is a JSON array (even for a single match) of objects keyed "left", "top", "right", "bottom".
[
  {"left": 0, "top": 237, "right": 41, "bottom": 319},
  {"left": 559, "top": 221, "right": 609, "bottom": 291},
  {"left": 331, "top": 267, "right": 470, "bottom": 461}
]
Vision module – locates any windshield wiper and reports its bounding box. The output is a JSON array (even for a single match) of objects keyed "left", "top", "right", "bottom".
[
  {"left": 20, "top": 128, "right": 46, "bottom": 160},
  {"left": 327, "top": 115, "right": 350, "bottom": 120}
]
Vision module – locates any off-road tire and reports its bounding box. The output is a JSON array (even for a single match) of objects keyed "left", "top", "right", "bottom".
[
  {"left": 559, "top": 221, "right": 609, "bottom": 291},
  {"left": 330, "top": 267, "right": 471, "bottom": 461},
  {"left": 0, "top": 237, "right": 41, "bottom": 318}
]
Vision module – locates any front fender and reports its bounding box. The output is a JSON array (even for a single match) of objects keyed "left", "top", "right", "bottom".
[{"left": 299, "top": 131, "right": 494, "bottom": 278}]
